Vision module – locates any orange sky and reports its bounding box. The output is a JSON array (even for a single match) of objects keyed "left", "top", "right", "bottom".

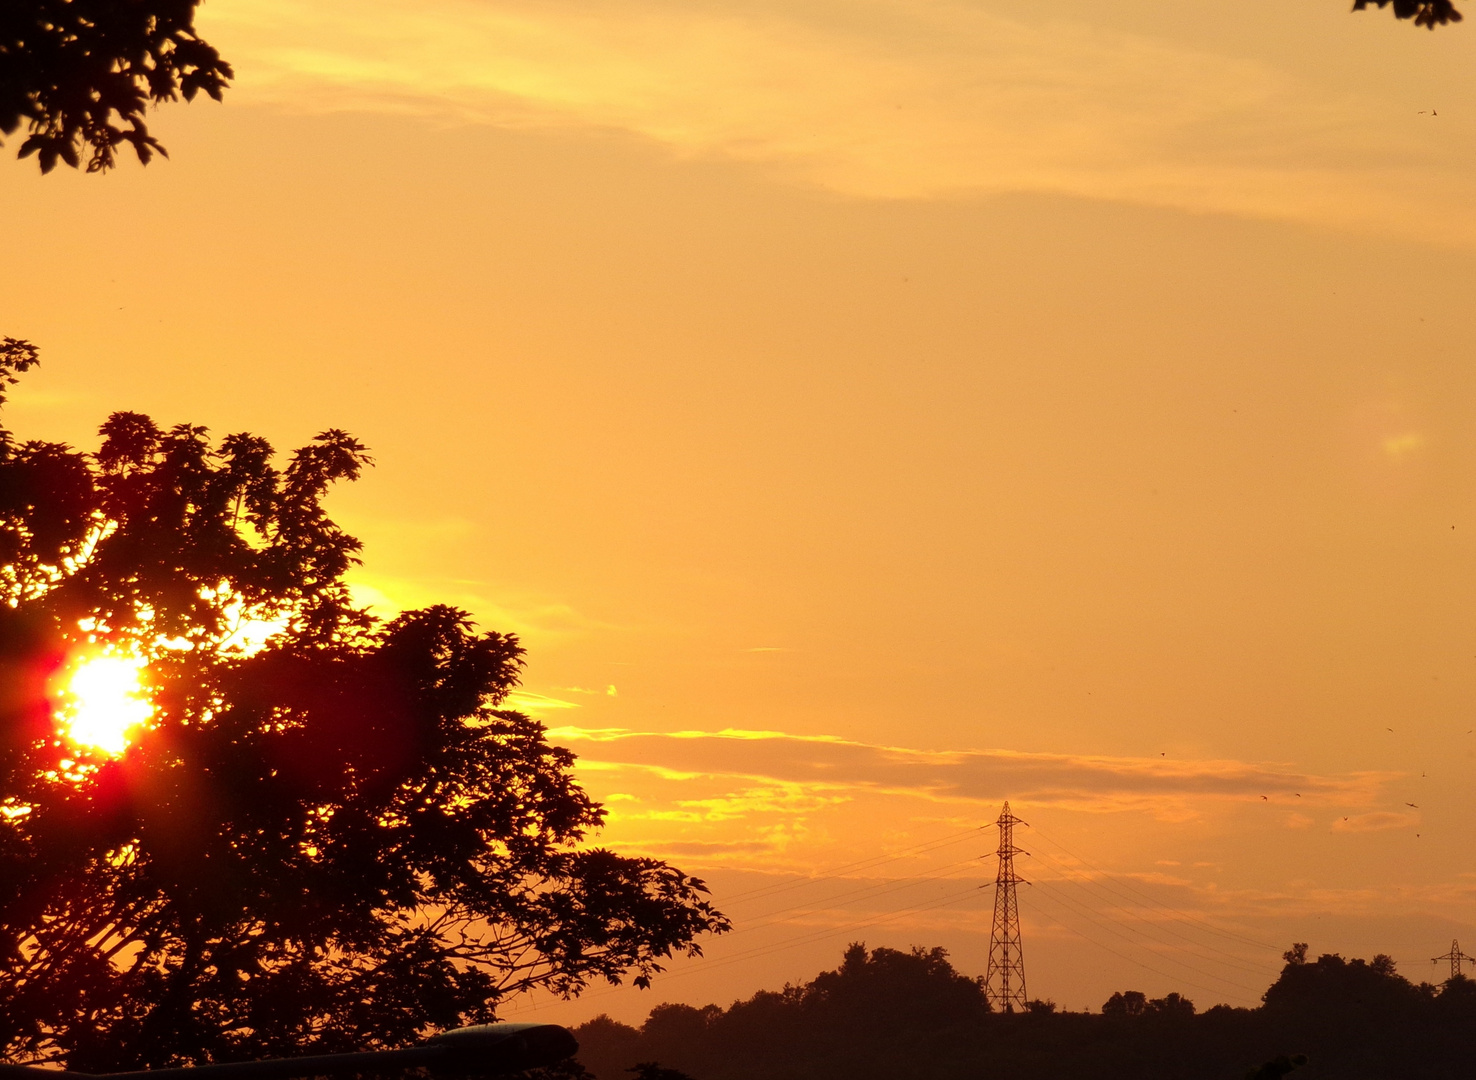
[{"left": 5, "top": 0, "right": 1476, "bottom": 1018}]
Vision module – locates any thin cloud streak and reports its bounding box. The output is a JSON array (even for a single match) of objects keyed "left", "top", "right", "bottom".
[
  {"left": 206, "top": 0, "right": 1476, "bottom": 243},
  {"left": 548, "top": 725, "right": 1395, "bottom": 811}
]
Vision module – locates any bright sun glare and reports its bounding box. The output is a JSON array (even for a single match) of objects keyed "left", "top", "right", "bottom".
[{"left": 59, "top": 655, "right": 154, "bottom": 756}]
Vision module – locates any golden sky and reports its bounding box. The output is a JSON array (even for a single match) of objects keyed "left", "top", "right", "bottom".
[{"left": 5, "top": 0, "right": 1476, "bottom": 1016}]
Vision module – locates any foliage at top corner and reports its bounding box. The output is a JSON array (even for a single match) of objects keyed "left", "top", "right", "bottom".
[
  {"left": 0, "top": 341, "right": 728, "bottom": 1070},
  {"left": 0, "top": 0, "right": 1466, "bottom": 177},
  {"left": 0, "top": 0, "right": 232, "bottom": 173}
]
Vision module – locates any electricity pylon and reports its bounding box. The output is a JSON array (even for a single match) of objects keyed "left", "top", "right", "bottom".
[
  {"left": 1432, "top": 939, "right": 1475, "bottom": 980},
  {"left": 984, "top": 801, "right": 1029, "bottom": 1012}
]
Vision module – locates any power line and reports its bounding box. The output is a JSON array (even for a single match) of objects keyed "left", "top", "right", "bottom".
[
  {"left": 716, "top": 826, "right": 985, "bottom": 908},
  {"left": 1027, "top": 893, "right": 1263, "bottom": 1006},
  {"left": 721, "top": 857, "right": 982, "bottom": 937},
  {"left": 565, "top": 884, "right": 984, "bottom": 1005},
  {"left": 1027, "top": 877, "right": 1265, "bottom": 996},
  {"left": 1026, "top": 847, "right": 1270, "bottom": 977},
  {"left": 1029, "top": 826, "right": 1282, "bottom": 953},
  {"left": 678, "top": 885, "right": 981, "bottom": 978}
]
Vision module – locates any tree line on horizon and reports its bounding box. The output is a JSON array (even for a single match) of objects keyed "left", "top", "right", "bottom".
[{"left": 565, "top": 941, "right": 1476, "bottom": 1080}]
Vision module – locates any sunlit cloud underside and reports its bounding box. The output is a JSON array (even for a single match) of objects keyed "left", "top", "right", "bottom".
[
  {"left": 206, "top": 0, "right": 1476, "bottom": 244},
  {"left": 549, "top": 725, "right": 1401, "bottom": 849},
  {"left": 551, "top": 724, "right": 1392, "bottom": 808},
  {"left": 541, "top": 726, "right": 1452, "bottom": 925}
]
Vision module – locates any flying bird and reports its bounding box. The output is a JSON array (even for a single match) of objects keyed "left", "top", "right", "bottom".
[
  {"left": 1260, "top": 795, "right": 1268, "bottom": 800},
  {"left": 1406, "top": 802, "right": 1419, "bottom": 808}
]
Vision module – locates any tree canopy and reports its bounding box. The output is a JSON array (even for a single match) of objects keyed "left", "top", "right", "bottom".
[
  {"left": 1, "top": 1, "right": 232, "bottom": 172},
  {"left": 0, "top": 340, "right": 727, "bottom": 1069}
]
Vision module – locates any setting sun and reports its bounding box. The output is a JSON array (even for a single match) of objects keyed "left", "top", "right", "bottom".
[{"left": 57, "top": 655, "right": 154, "bottom": 756}]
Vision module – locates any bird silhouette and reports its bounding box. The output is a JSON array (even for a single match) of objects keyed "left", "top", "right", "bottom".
[
  {"left": 1260, "top": 795, "right": 1268, "bottom": 800},
  {"left": 1406, "top": 802, "right": 1418, "bottom": 808}
]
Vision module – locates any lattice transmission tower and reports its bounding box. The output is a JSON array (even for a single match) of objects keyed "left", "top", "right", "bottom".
[
  {"left": 984, "top": 800, "right": 1029, "bottom": 1012},
  {"left": 1433, "top": 939, "right": 1475, "bottom": 980}
]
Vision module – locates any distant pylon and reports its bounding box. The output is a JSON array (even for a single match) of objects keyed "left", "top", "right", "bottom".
[
  {"left": 984, "top": 800, "right": 1029, "bottom": 1013},
  {"left": 1432, "top": 939, "right": 1475, "bottom": 980}
]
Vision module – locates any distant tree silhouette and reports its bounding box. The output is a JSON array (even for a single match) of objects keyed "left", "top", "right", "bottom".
[
  {"left": 1, "top": 1, "right": 232, "bottom": 172},
  {"left": 800, "top": 942, "right": 989, "bottom": 1030},
  {"left": 570, "top": 941, "right": 1476, "bottom": 1080},
  {"left": 1102, "top": 989, "right": 1193, "bottom": 1018},
  {"left": 1261, "top": 950, "right": 1423, "bottom": 1017},
  {"left": 1151, "top": 992, "right": 1196, "bottom": 1018},
  {"left": 1103, "top": 990, "right": 1150, "bottom": 1018},
  {"left": 0, "top": 343, "right": 728, "bottom": 1068},
  {"left": 574, "top": 944, "right": 992, "bottom": 1080}
]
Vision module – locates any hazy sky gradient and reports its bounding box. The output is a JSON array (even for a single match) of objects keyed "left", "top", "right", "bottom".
[{"left": 4, "top": 0, "right": 1476, "bottom": 1017}]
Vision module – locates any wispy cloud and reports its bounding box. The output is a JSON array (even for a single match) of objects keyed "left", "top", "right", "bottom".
[
  {"left": 344, "top": 570, "right": 610, "bottom": 644},
  {"left": 549, "top": 725, "right": 1394, "bottom": 813},
  {"left": 206, "top": 0, "right": 1476, "bottom": 243},
  {"left": 503, "top": 690, "right": 581, "bottom": 713}
]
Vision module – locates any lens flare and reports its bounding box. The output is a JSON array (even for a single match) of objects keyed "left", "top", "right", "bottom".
[{"left": 58, "top": 655, "right": 154, "bottom": 756}]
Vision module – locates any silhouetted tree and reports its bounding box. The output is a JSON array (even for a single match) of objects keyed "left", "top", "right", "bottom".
[
  {"left": 1149, "top": 992, "right": 1196, "bottom": 1018},
  {"left": 0, "top": 342, "right": 728, "bottom": 1068},
  {"left": 1262, "top": 950, "right": 1422, "bottom": 1018},
  {"left": 1, "top": 1, "right": 232, "bottom": 172},
  {"left": 799, "top": 943, "right": 989, "bottom": 1030},
  {"left": 1102, "top": 990, "right": 1149, "bottom": 1018}
]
